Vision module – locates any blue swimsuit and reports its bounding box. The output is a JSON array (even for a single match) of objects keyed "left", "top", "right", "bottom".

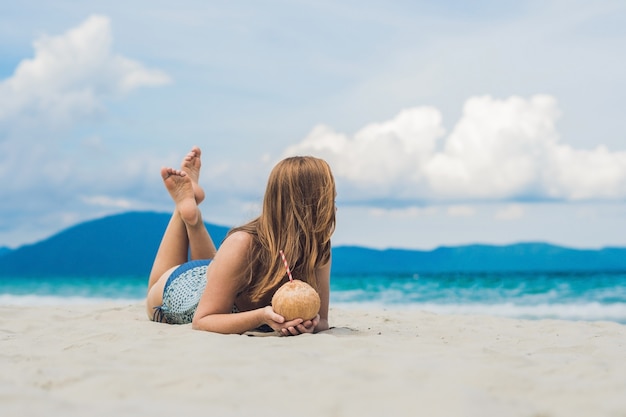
[
  {"left": 153, "top": 259, "right": 211, "bottom": 324},
  {"left": 152, "top": 259, "right": 275, "bottom": 332}
]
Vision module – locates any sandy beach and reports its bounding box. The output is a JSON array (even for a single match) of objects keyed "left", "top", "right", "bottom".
[{"left": 1, "top": 303, "right": 625, "bottom": 417}]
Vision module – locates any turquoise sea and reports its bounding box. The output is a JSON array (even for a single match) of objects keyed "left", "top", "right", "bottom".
[{"left": 1, "top": 271, "right": 626, "bottom": 324}]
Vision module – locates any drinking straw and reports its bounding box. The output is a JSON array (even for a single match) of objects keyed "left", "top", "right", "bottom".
[{"left": 279, "top": 250, "right": 294, "bottom": 282}]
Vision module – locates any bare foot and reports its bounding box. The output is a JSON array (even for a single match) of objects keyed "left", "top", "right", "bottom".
[
  {"left": 161, "top": 167, "right": 199, "bottom": 226},
  {"left": 181, "top": 146, "right": 205, "bottom": 204}
]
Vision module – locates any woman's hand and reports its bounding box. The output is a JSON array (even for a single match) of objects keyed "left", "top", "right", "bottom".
[
  {"left": 279, "top": 314, "right": 320, "bottom": 337},
  {"left": 262, "top": 307, "right": 320, "bottom": 336}
]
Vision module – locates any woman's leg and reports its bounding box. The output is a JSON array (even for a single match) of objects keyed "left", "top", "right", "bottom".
[
  {"left": 179, "top": 146, "right": 216, "bottom": 262},
  {"left": 146, "top": 148, "right": 217, "bottom": 317},
  {"left": 147, "top": 147, "right": 209, "bottom": 291},
  {"left": 145, "top": 168, "right": 196, "bottom": 318},
  {"left": 147, "top": 207, "right": 189, "bottom": 295}
]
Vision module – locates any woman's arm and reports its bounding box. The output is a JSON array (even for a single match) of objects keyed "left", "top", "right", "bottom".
[
  {"left": 279, "top": 253, "right": 331, "bottom": 336},
  {"left": 191, "top": 231, "right": 305, "bottom": 334},
  {"left": 314, "top": 254, "right": 331, "bottom": 333},
  {"left": 192, "top": 232, "right": 259, "bottom": 334},
  {"left": 193, "top": 306, "right": 298, "bottom": 335}
]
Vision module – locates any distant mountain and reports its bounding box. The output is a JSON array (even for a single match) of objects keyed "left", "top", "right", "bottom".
[
  {"left": 0, "top": 247, "right": 11, "bottom": 257},
  {"left": 0, "top": 211, "right": 625, "bottom": 277},
  {"left": 0, "top": 212, "right": 230, "bottom": 277},
  {"left": 331, "top": 244, "right": 626, "bottom": 274}
]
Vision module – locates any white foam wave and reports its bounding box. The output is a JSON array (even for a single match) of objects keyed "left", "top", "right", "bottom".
[
  {"left": 0, "top": 294, "right": 144, "bottom": 306},
  {"left": 331, "top": 301, "right": 626, "bottom": 324},
  {"left": 3, "top": 295, "right": 625, "bottom": 324}
]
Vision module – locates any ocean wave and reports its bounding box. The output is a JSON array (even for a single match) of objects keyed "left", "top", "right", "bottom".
[
  {"left": 0, "top": 294, "right": 144, "bottom": 306},
  {"left": 2, "top": 294, "right": 625, "bottom": 324},
  {"left": 332, "top": 300, "right": 626, "bottom": 324}
]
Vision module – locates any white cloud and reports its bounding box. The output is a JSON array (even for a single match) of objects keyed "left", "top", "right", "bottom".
[
  {"left": 495, "top": 204, "right": 525, "bottom": 221},
  {"left": 546, "top": 144, "right": 626, "bottom": 200},
  {"left": 0, "top": 14, "right": 171, "bottom": 190},
  {"left": 0, "top": 15, "right": 173, "bottom": 247},
  {"left": 447, "top": 205, "right": 476, "bottom": 217},
  {"left": 0, "top": 14, "right": 170, "bottom": 130},
  {"left": 369, "top": 206, "right": 439, "bottom": 218},
  {"left": 80, "top": 195, "right": 135, "bottom": 209},
  {"left": 425, "top": 95, "right": 560, "bottom": 199},
  {"left": 284, "top": 107, "right": 445, "bottom": 197},
  {"left": 286, "top": 94, "right": 626, "bottom": 203}
]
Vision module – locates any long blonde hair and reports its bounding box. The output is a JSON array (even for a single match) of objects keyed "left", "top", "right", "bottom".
[{"left": 229, "top": 156, "right": 336, "bottom": 303}]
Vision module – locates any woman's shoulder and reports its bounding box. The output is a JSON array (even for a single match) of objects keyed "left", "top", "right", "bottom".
[
  {"left": 222, "top": 230, "right": 253, "bottom": 250},
  {"left": 211, "top": 231, "right": 253, "bottom": 272}
]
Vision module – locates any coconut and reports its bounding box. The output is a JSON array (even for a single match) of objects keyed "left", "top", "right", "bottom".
[{"left": 271, "top": 279, "right": 320, "bottom": 321}]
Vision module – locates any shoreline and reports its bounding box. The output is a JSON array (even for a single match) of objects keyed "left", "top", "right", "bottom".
[
  {"left": 2, "top": 303, "right": 625, "bottom": 416},
  {"left": 1, "top": 294, "right": 626, "bottom": 324}
]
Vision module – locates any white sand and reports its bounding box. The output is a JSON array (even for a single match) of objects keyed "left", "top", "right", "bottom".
[{"left": 1, "top": 303, "right": 625, "bottom": 417}]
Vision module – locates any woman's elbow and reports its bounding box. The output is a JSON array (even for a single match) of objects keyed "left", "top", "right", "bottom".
[
  {"left": 315, "top": 318, "right": 330, "bottom": 333},
  {"left": 191, "top": 314, "right": 205, "bottom": 331}
]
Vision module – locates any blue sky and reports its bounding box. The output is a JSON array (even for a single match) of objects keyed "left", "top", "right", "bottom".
[{"left": 1, "top": 0, "right": 625, "bottom": 250}]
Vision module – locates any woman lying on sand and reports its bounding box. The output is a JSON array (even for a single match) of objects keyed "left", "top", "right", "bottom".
[{"left": 146, "top": 147, "right": 336, "bottom": 336}]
